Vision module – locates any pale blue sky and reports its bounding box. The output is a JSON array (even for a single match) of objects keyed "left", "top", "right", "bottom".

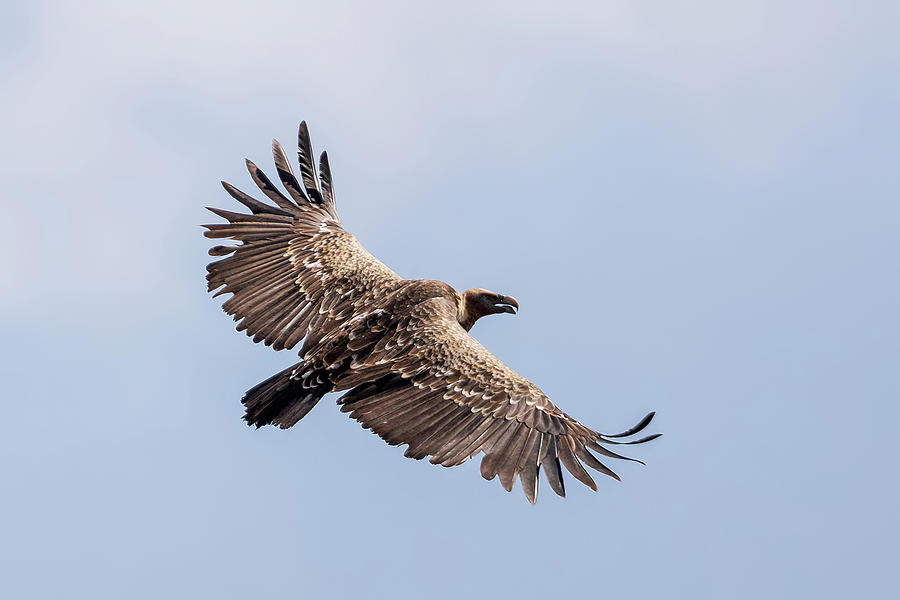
[{"left": 2, "top": 1, "right": 898, "bottom": 598}]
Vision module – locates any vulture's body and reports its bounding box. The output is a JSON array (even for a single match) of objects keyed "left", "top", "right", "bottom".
[{"left": 205, "top": 122, "right": 659, "bottom": 503}]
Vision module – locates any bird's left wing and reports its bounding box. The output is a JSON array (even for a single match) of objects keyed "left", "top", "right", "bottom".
[
  {"left": 204, "top": 122, "right": 403, "bottom": 352},
  {"left": 337, "top": 297, "right": 659, "bottom": 503}
]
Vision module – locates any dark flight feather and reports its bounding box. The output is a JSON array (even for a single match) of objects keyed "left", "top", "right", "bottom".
[{"left": 297, "top": 121, "right": 323, "bottom": 204}]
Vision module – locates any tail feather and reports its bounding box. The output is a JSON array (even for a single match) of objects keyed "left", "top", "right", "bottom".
[{"left": 242, "top": 362, "right": 331, "bottom": 429}]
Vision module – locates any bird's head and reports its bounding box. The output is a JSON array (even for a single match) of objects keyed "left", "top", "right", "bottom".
[{"left": 458, "top": 288, "right": 519, "bottom": 331}]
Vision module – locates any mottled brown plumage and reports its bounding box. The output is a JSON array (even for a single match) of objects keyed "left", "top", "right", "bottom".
[{"left": 205, "top": 121, "right": 660, "bottom": 503}]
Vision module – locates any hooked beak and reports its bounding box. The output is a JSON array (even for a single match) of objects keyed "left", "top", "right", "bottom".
[{"left": 494, "top": 295, "right": 519, "bottom": 315}]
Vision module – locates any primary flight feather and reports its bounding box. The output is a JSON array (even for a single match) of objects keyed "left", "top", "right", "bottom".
[{"left": 205, "top": 121, "right": 660, "bottom": 503}]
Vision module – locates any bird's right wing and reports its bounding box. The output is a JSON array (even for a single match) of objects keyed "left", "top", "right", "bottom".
[
  {"left": 337, "top": 296, "right": 660, "bottom": 503},
  {"left": 204, "top": 122, "right": 402, "bottom": 352}
]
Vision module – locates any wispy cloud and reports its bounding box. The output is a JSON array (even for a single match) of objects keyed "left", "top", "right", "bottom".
[{"left": 1, "top": 0, "right": 895, "bottom": 314}]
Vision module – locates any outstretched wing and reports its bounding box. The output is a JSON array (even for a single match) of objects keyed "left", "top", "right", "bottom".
[
  {"left": 337, "top": 297, "right": 660, "bottom": 503},
  {"left": 204, "top": 122, "right": 402, "bottom": 352}
]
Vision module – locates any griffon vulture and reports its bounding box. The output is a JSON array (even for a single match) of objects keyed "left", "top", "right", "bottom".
[{"left": 204, "top": 122, "right": 660, "bottom": 503}]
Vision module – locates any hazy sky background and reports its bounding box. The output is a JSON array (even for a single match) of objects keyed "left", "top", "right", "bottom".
[{"left": 2, "top": 1, "right": 898, "bottom": 598}]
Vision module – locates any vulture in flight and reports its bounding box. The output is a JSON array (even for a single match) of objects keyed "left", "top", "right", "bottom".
[{"left": 204, "top": 122, "right": 660, "bottom": 503}]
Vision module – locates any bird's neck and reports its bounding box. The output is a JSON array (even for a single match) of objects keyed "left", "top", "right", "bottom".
[{"left": 456, "top": 292, "right": 480, "bottom": 331}]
